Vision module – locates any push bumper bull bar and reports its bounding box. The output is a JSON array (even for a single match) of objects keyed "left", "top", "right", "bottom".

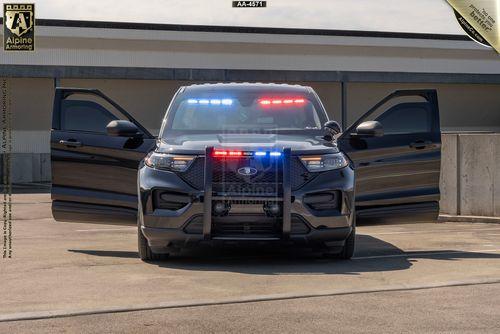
[{"left": 202, "top": 146, "right": 293, "bottom": 240}]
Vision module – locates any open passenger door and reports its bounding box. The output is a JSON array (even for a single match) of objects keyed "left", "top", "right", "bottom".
[
  {"left": 51, "top": 88, "right": 156, "bottom": 225},
  {"left": 338, "top": 90, "right": 441, "bottom": 223}
]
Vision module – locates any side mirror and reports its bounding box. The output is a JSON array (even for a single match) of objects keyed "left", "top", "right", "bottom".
[
  {"left": 106, "top": 120, "right": 141, "bottom": 137},
  {"left": 323, "top": 120, "right": 341, "bottom": 141},
  {"left": 354, "top": 121, "right": 384, "bottom": 137}
]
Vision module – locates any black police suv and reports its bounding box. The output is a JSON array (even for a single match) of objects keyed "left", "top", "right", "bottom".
[{"left": 51, "top": 83, "right": 441, "bottom": 261}]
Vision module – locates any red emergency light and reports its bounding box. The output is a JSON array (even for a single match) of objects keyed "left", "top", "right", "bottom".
[
  {"left": 258, "top": 98, "right": 306, "bottom": 106},
  {"left": 212, "top": 149, "right": 282, "bottom": 158},
  {"left": 213, "top": 149, "right": 243, "bottom": 157}
]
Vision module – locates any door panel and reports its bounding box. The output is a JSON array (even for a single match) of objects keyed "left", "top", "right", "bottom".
[
  {"left": 51, "top": 88, "right": 156, "bottom": 225},
  {"left": 338, "top": 90, "right": 441, "bottom": 223}
]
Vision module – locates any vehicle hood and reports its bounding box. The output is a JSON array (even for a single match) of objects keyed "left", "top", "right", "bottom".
[{"left": 157, "top": 133, "right": 338, "bottom": 155}]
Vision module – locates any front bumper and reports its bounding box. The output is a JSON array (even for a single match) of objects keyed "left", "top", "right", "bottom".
[
  {"left": 138, "top": 148, "right": 355, "bottom": 248},
  {"left": 142, "top": 224, "right": 353, "bottom": 250}
]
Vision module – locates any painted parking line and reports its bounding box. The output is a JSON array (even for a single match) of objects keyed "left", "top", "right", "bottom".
[{"left": 1, "top": 279, "right": 499, "bottom": 323}]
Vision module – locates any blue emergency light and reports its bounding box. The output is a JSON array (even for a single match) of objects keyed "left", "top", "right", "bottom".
[{"left": 187, "top": 98, "right": 233, "bottom": 106}]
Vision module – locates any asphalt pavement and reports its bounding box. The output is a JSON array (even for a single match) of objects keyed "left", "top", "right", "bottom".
[{"left": 1, "top": 192, "right": 500, "bottom": 333}]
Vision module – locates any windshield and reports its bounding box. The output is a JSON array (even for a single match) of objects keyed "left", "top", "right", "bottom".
[{"left": 162, "top": 89, "right": 327, "bottom": 134}]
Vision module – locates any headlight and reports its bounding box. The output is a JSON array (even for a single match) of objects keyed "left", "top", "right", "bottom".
[
  {"left": 299, "top": 153, "right": 349, "bottom": 172},
  {"left": 144, "top": 152, "right": 195, "bottom": 172}
]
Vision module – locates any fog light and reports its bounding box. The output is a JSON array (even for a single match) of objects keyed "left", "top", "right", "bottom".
[
  {"left": 263, "top": 202, "right": 282, "bottom": 217},
  {"left": 213, "top": 201, "right": 230, "bottom": 216},
  {"left": 303, "top": 192, "right": 340, "bottom": 211}
]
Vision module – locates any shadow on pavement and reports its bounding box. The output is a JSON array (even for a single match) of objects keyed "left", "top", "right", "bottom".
[
  {"left": 68, "top": 234, "right": 500, "bottom": 275},
  {"left": 68, "top": 250, "right": 139, "bottom": 258},
  {"left": 0, "top": 183, "right": 50, "bottom": 194}
]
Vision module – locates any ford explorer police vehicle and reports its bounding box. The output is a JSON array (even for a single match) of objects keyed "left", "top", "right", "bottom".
[{"left": 51, "top": 83, "right": 441, "bottom": 261}]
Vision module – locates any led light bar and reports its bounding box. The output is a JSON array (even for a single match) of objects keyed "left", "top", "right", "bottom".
[
  {"left": 187, "top": 98, "right": 233, "bottom": 105},
  {"left": 259, "top": 98, "right": 306, "bottom": 106},
  {"left": 212, "top": 150, "right": 282, "bottom": 158}
]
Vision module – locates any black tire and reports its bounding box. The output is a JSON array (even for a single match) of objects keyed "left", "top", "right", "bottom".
[
  {"left": 321, "top": 227, "right": 355, "bottom": 259},
  {"left": 138, "top": 221, "right": 169, "bottom": 261},
  {"left": 338, "top": 227, "right": 355, "bottom": 260}
]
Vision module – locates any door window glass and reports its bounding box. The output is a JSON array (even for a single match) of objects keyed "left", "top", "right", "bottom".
[
  {"left": 60, "top": 100, "right": 118, "bottom": 133},
  {"left": 375, "top": 102, "right": 432, "bottom": 135}
]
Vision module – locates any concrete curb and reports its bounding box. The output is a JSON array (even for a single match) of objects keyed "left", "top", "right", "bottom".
[
  {"left": 439, "top": 214, "right": 500, "bottom": 224},
  {"left": 1, "top": 279, "right": 500, "bottom": 323}
]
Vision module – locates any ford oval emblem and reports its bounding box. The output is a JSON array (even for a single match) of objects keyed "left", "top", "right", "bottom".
[{"left": 238, "top": 167, "right": 258, "bottom": 176}]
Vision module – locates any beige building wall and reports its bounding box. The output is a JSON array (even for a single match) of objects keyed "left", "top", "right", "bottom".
[
  {"left": 2, "top": 78, "right": 341, "bottom": 153},
  {"left": 2, "top": 78, "right": 54, "bottom": 182},
  {"left": 303, "top": 82, "right": 342, "bottom": 122},
  {"left": 2, "top": 76, "right": 499, "bottom": 187},
  {"left": 2, "top": 78, "right": 342, "bottom": 182},
  {"left": 345, "top": 82, "right": 500, "bottom": 132},
  {"left": 4, "top": 78, "right": 500, "bottom": 156},
  {"left": 6, "top": 78, "right": 53, "bottom": 154}
]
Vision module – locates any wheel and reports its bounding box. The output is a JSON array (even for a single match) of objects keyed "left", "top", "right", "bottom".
[
  {"left": 338, "top": 227, "right": 355, "bottom": 260},
  {"left": 322, "top": 228, "right": 356, "bottom": 259},
  {"left": 138, "top": 219, "right": 169, "bottom": 261}
]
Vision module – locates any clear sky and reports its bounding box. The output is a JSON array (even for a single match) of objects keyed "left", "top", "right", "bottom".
[{"left": 2, "top": 0, "right": 464, "bottom": 35}]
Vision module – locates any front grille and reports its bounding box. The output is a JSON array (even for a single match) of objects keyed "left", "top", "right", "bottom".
[
  {"left": 212, "top": 182, "right": 282, "bottom": 196},
  {"left": 183, "top": 214, "right": 310, "bottom": 236},
  {"left": 179, "top": 158, "right": 205, "bottom": 189},
  {"left": 179, "top": 156, "right": 316, "bottom": 191},
  {"left": 212, "top": 158, "right": 282, "bottom": 184},
  {"left": 213, "top": 217, "right": 281, "bottom": 236},
  {"left": 213, "top": 157, "right": 281, "bottom": 195}
]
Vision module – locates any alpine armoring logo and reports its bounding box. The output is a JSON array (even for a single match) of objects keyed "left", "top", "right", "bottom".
[{"left": 3, "top": 3, "right": 35, "bottom": 51}]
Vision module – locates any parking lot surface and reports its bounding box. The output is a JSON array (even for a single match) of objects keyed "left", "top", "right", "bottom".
[{"left": 1, "top": 193, "right": 500, "bottom": 333}]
